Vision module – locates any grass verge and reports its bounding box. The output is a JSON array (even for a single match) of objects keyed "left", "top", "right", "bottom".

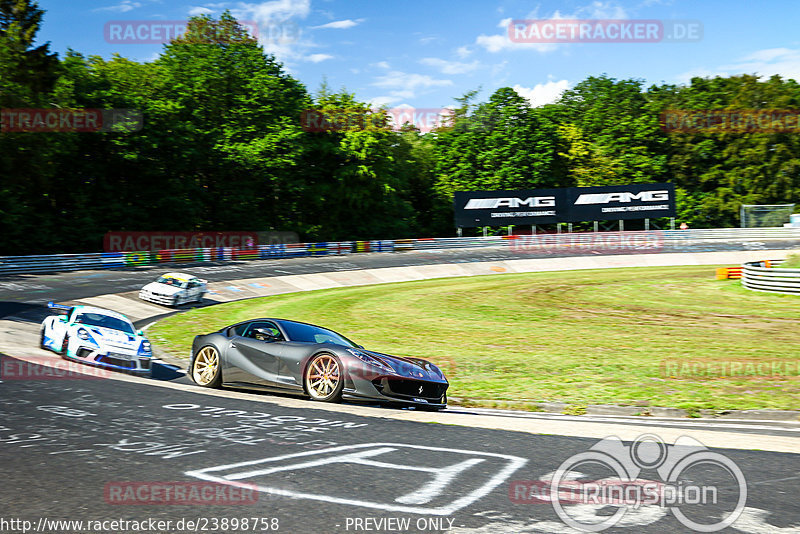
[{"left": 148, "top": 265, "right": 800, "bottom": 412}]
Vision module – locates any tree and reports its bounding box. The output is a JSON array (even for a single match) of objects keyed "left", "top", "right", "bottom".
[{"left": 0, "top": 0, "right": 62, "bottom": 254}]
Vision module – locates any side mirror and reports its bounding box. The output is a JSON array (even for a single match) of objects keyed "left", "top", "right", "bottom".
[
  {"left": 136, "top": 330, "right": 144, "bottom": 336},
  {"left": 59, "top": 316, "right": 69, "bottom": 323}
]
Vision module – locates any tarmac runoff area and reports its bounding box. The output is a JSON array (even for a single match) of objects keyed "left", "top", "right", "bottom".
[{"left": 1, "top": 248, "right": 799, "bottom": 454}]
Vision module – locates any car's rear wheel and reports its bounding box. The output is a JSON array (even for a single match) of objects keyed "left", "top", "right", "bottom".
[
  {"left": 191, "top": 346, "right": 221, "bottom": 388},
  {"left": 305, "top": 353, "right": 344, "bottom": 403}
]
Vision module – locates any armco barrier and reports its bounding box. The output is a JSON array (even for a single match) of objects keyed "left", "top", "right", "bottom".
[
  {"left": 742, "top": 259, "right": 800, "bottom": 294},
  {"left": 0, "top": 240, "right": 388, "bottom": 275},
  {"left": 2, "top": 228, "right": 800, "bottom": 276}
]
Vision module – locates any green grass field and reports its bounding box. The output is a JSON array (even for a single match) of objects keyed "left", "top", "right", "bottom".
[{"left": 149, "top": 265, "right": 800, "bottom": 413}]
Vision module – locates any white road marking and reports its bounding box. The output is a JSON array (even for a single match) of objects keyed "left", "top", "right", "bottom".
[{"left": 186, "top": 442, "right": 527, "bottom": 515}]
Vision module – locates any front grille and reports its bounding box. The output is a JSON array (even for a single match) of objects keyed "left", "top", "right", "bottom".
[
  {"left": 97, "top": 355, "right": 135, "bottom": 369},
  {"left": 373, "top": 378, "right": 447, "bottom": 400}
]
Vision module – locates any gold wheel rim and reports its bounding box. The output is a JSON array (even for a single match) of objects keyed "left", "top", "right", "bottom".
[
  {"left": 193, "top": 347, "right": 219, "bottom": 385},
  {"left": 307, "top": 355, "right": 340, "bottom": 398}
]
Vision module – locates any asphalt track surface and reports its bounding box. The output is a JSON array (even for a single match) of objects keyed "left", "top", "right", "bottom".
[
  {"left": 1, "top": 361, "right": 799, "bottom": 534},
  {"left": 1, "top": 244, "right": 800, "bottom": 533}
]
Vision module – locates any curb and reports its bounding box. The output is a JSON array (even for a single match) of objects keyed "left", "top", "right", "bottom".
[{"left": 447, "top": 398, "right": 800, "bottom": 422}]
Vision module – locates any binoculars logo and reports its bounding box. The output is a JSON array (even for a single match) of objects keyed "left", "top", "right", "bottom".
[{"left": 550, "top": 434, "right": 747, "bottom": 532}]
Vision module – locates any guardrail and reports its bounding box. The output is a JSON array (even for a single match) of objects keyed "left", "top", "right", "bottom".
[
  {"left": 3, "top": 228, "right": 800, "bottom": 276},
  {"left": 0, "top": 241, "right": 379, "bottom": 275},
  {"left": 741, "top": 259, "right": 800, "bottom": 294},
  {"left": 662, "top": 227, "right": 800, "bottom": 239}
]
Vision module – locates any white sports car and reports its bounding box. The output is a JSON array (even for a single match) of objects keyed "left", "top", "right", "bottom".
[
  {"left": 138, "top": 272, "right": 207, "bottom": 306},
  {"left": 40, "top": 302, "right": 153, "bottom": 375}
]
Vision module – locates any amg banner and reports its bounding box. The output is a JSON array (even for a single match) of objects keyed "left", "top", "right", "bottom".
[
  {"left": 453, "top": 188, "right": 564, "bottom": 227},
  {"left": 453, "top": 183, "right": 675, "bottom": 227},
  {"left": 565, "top": 182, "right": 676, "bottom": 222}
]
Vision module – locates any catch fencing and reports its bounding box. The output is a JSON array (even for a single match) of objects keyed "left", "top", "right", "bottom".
[
  {"left": 741, "top": 259, "right": 800, "bottom": 294},
  {"left": 2, "top": 227, "right": 800, "bottom": 276}
]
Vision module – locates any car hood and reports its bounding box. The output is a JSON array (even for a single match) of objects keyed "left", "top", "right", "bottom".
[
  {"left": 80, "top": 325, "right": 142, "bottom": 350},
  {"left": 141, "top": 282, "right": 183, "bottom": 296},
  {"left": 362, "top": 349, "right": 447, "bottom": 381}
]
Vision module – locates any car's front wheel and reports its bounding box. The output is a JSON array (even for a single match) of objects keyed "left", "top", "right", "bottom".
[
  {"left": 304, "top": 353, "right": 344, "bottom": 402},
  {"left": 39, "top": 329, "right": 48, "bottom": 351},
  {"left": 59, "top": 335, "right": 69, "bottom": 359},
  {"left": 191, "top": 346, "right": 221, "bottom": 388}
]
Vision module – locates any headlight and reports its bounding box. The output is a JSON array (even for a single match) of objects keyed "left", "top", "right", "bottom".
[
  {"left": 77, "top": 328, "right": 90, "bottom": 341},
  {"left": 139, "top": 341, "right": 152, "bottom": 356},
  {"left": 346, "top": 348, "right": 394, "bottom": 373},
  {"left": 429, "top": 363, "right": 445, "bottom": 379}
]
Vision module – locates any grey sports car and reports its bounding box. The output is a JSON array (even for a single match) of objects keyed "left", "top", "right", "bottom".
[{"left": 189, "top": 318, "right": 448, "bottom": 409}]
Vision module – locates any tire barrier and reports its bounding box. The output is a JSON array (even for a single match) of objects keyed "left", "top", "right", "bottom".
[
  {"left": 3, "top": 228, "right": 800, "bottom": 275},
  {"left": 741, "top": 259, "right": 800, "bottom": 294}
]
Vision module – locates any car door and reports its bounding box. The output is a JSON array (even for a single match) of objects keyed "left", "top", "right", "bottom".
[
  {"left": 185, "top": 281, "right": 199, "bottom": 300},
  {"left": 223, "top": 321, "right": 285, "bottom": 387}
]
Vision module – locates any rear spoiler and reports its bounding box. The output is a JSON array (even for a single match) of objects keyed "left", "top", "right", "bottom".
[{"left": 47, "top": 301, "right": 74, "bottom": 315}]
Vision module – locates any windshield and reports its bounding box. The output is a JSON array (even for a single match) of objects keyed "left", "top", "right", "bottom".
[
  {"left": 74, "top": 313, "right": 135, "bottom": 335},
  {"left": 280, "top": 321, "right": 356, "bottom": 347},
  {"left": 156, "top": 276, "right": 188, "bottom": 289}
]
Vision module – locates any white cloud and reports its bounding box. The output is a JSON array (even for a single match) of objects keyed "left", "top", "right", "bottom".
[
  {"left": 368, "top": 95, "right": 398, "bottom": 107},
  {"left": 491, "top": 60, "right": 508, "bottom": 78},
  {"left": 232, "top": 0, "right": 313, "bottom": 64},
  {"left": 456, "top": 46, "right": 472, "bottom": 59},
  {"left": 93, "top": 1, "right": 142, "bottom": 13},
  {"left": 234, "top": 0, "right": 311, "bottom": 22},
  {"left": 420, "top": 57, "right": 480, "bottom": 75},
  {"left": 474, "top": 3, "right": 628, "bottom": 54},
  {"left": 727, "top": 48, "right": 800, "bottom": 81},
  {"left": 375, "top": 61, "right": 390, "bottom": 69},
  {"left": 372, "top": 71, "right": 453, "bottom": 100},
  {"left": 512, "top": 80, "right": 570, "bottom": 107},
  {"left": 582, "top": 1, "right": 627, "bottom": 19},
  {"left": 476, "top": 33, "right": 557, "bottom": 53},
  {"left": 188, "top": 6, "right": 214, "bottom": 16},
  {"left": 305, "top": 53, "right": 333, "bottom": 63},
  {"left": 312, "top": 19, "right": 364, "bottom": 30},
  {"left": 475, "top": 22, "right": 557, "bottom": 53},
  {"left": 676, "top": 47, "right": 800, "bottom": 84},
  {"left": 418, "top": 36, "right": 440, "bottom": 45}
]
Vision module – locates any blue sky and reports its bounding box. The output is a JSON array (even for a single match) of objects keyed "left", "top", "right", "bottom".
[{"left": 36, "top": 0, "right": 800, "bottom": 109}]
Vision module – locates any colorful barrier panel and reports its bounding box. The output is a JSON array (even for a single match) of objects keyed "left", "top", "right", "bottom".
[{"left": 6, "top": 228, "right": 800, "bottom": 275}]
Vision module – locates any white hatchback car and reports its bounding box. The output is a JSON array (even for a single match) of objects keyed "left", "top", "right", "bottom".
[{"left": 139, "top": 272, "right": 207, "bottom": 307}]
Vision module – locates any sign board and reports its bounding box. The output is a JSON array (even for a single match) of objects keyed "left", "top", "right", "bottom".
[
  {"left": 565, "top": 182, "right": 676, "bottom": 222},
  {"left": 454, "top": 183, "right": 676, "bottom": 227},
  {"left": 453, "top": 188, "right": 564, "bottom": 227}
]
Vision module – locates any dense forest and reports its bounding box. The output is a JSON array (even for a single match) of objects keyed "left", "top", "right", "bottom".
[{"left": 2, "top": 3, "right": 800, "bottom": 254}]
